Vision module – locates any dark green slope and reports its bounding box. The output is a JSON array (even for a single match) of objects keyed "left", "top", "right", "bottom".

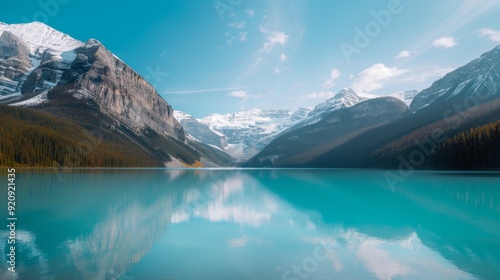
[
  {"left": 0, "top": 86, "right": 205, "bottom": 167},
  {"left": 310, "top": 97, "right": 500, "bottom": 169},
  {"left": 1, "top": 86, "right": 237, "bottom": 168},
  {"left": 246, "top": 97, "right": 409, "bottom": 167},
  {"left": 0, "top": 104, "right": 159, "bottom": 167}
]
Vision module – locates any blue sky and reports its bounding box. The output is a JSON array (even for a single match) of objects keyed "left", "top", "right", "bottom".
[{"left": 1, "top": 0, "right": 500, "bottom": 117}]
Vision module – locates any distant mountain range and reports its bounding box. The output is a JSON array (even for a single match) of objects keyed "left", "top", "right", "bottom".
[
  {"left": 248, "top": 45, "right": 500, "bottom": 169},
  {"left": 1, "top": 21, "right": 499, "bottom": 169},
  {"left": 246, "top": 96, "right": 409, "bottom": 167},
  {"left": 174, "top": 88, "right": 418, "bottom": 162}
]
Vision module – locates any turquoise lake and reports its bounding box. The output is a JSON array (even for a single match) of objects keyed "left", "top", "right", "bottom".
[{"left": 1, "top": 169, "right": 499, "bottom": 280}]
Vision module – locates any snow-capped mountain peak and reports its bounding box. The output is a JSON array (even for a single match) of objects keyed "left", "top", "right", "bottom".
[
  {"left": 194, "top": 108, "right": 312, "bottom": 161},
  {"left": 0, "top": 21, "right": 83, "bottom": 54},
  {"left": 0, "top": 22, "right": 85, "bottom": 98},
  {"left": 84, "top": 38, "right": 103, "bottom": 48},
  {"left": 201, "top": 109, "right": 289, "bottom": 129},
  {"left": 173, "top": 110, "right": 193, "bottom": 123},
  {"left": 334, "top": 88, "right": 357, "bottom": 99},
  {"left": 314, "top": 88, "right": 364, "bottom": 112},
  {"left": 295, "top": 88, "right": 366, "bottom": 128}
]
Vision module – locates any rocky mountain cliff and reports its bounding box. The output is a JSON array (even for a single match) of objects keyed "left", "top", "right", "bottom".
[
  {"left": 0, "top": 22, "right": 226, "bottom": 167},
  {"left": 0, "top": 22, "right": 185, "bottom": 142},
  {"left": 61, "top": 38, "right": 186, "bottom": 141},
  {"left": 411, "top": 45, "right": 500, "bottom": 112}
]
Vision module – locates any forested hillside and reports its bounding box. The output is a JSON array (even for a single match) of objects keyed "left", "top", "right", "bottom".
[
  {"left": 365, "top": 100, "right": 500, "bottom": 170},
  {"left": 0, "top": 105, "right": 159, "bottom": 167},
  {"left": 431, "top": 120, "right": 500, "bottom": 169}
]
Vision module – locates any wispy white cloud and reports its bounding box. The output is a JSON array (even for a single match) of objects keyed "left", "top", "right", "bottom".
[
  {"left": 239, "top": 31, "right": 248, "bottom": 42},
  {"left": 227, "top": 20, "right": 246, "bottom": 29},
  {"left": 279, "top": 53, "right": 288, "bottom": 62},
  {"left": 274, "top": 66, "right": 289, "bottom": 74},
  {"left": 403, "top": 1, "right": 499, "bottom": 61},
  {"left": 245, "top": 9, "right": 255, "bottom": 18},
  {"left": 229, "top": 90, "right": 251, "bottom": 108},
  {"left": 433, "top": 37, "right": 457, "bottom": 48},
  {"left": 227, "top": 236, "right": 262, "bottom": 248},
  {"left": 227, "top": 90, "right": 262, "bottom": 104},
  {"left": 260, "top": 31, "right": 289, "bottom": 53},
  {"left": 259, "top": 24, "right": 269, "bottom": 34},
  {"left": 228, "top": 90, "right": 249, "bottom": 98},
  {"left": 323, "top": 68, "right": 341, "bottom": 89},
  {"left": 395, "top": 50, "right": 411, "bottom": 59},
  {"left": 233, "top": 6, "right": 305, "bottom": 85},
  {"left": 226, "top": 30, "right": 248, "bottom": 45},
  {"left": 352, "top": 64, "right": 409, "bottom": 93},
  {"left": 163, "top": 87, "right": 245, "bottom": 95},
  {"left": 479, "top": 28, "right": 500, "bottom": 42}
]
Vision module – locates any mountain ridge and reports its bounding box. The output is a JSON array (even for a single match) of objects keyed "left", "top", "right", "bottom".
[
  {"left": 175, "top": 87, "right": 419, "bottom": 161},
  {"left": 196, "top": 108, "right": 312, "bottom": 160},
  {"left": 2, "top": 21, "right": 498, "bottom": 169},
  {"left": 410, "top": 45, "right": 500, "bottom": 112},
  {"left": 246, "top": 97, "right": 409, "bottom": 167},
  {"left": 0, "top": 21, "right": 230, "bottom": 167},
  {"left": 293, "top": 45, "right": 500, "bottom": 169}
]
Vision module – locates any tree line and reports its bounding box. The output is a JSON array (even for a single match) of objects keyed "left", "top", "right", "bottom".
[{"left": 0, "top": 105, "right": 158, "bottom": 167}]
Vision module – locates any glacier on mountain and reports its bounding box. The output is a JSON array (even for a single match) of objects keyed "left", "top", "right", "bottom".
[{"left": 179, "top": 88, "right": 371, "bottom": 161}]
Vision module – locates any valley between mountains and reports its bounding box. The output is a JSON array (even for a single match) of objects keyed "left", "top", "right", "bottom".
[{"left": 1, "top": 22, "right": 499, "bottom": 169}]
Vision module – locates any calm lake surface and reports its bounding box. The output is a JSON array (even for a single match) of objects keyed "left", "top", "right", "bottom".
[{"left": 1, "top": 169, "right": 499, "bottom": 280}]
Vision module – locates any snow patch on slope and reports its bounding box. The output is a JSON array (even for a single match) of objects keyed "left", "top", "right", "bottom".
[
  {"left": 0, "top": 22, "right": 84, "bottom": 98},
  {"left": 387, "top": 90, "right": 419, "bottom": 106},
  {"left": 197, "top": 108, "right": 312, "bottom": 160},
  {"left": 173, "top": 110, "right": 192, "bottom": 123},
  {"left": 9, "top": 90, "right": 49, "bottom": 106},
  {"left": 447, "top": 80, "right": 471, "bottom": 100}
]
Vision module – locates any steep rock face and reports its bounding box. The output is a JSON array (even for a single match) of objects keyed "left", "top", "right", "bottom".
[
  {"left": 410, "top": 45, "right": 500, "bottom": 112},
  {"left": 55, "top": 39, "right": 185, "bottom": 141},
  {"left": 0, "top": 22, "right": 203, "bottom": 166},
  {"left": 0, "top": 31, "right": 32, "bottom": 95},
  {"left": 21, "top": 47, "right": 77, "bottom": 94}
]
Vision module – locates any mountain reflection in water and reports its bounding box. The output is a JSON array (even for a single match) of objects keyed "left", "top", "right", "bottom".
[{"left": 1, "top": 169, "right": 499, "bottom": 280}]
